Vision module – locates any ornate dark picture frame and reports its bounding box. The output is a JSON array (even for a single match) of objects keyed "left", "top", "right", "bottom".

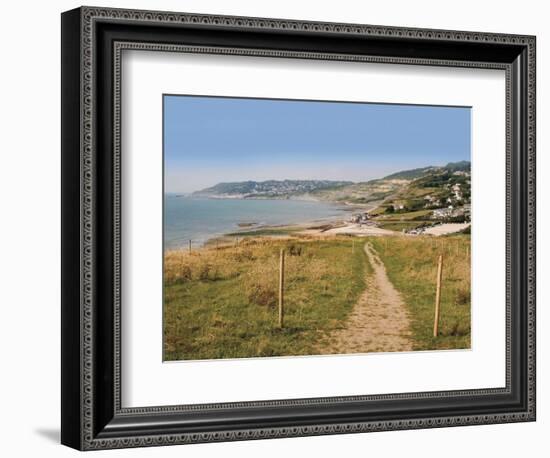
[{"left": 61, "top": 6, "right": 536, "bottom": 451}]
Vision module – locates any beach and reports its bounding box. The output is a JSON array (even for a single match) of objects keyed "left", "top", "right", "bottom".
[
  {"left": 164, "top": 195, "right": 350, "bottom": 248},
  {"left": 164, "top": 195, "right": 381, "bottom": 249}
]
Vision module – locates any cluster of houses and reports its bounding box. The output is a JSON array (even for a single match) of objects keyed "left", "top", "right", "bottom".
[
  {"left": 423, "top": 184, "right": 465, "bottom": 208},
  {"left": 451, "top": 183, "right": 463, "bottom": 200},
  {"left": 349, "top": 212, "right": 377, "bottom": 226},
  {"left": 431, "top": 203, "right": 471, "bottom": 221},
  {"left": 453, "top": 170, "right": 469, "bottom": 177},
  {"left": 422, "top": 181, "right": 471, "bottom": 222},
  {"left": 423, "top": 195, "right": 444, "bottom": 209},
  {"left": 424, "top": 180, "right": 471, "bottom": 206}
]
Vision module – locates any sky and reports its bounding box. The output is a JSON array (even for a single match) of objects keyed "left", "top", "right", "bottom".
[{"left": 164, "top": 95, "right": 471, "bottom": 193}]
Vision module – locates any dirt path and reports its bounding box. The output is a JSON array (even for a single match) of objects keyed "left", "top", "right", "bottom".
[{"left": 319, "top": 242, "right": 413, "bottom": 354}]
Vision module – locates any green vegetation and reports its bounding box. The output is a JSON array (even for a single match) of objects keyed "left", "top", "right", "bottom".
[
  {"left": 370, "top": 235, "right": 471, "bottom": 350},
  {"left": 374, "top": 210, "right": 436, "bottom": 231},
  {"left": 164, "top": 238, "right": 367, "bottom": 360},
  {"left": 444, "top": 160, "right": 471, "bottom": 173},
  {"left": 191, "top": 162, "right": 471, "bottom": 210},
  {"left": 383, "top": 165, "right": 437, "bottom": 180},
  {"left": 383, "top": 160, "right": 470, "bottom": 180},
  {"left": 369, "top": 162, "right": 471, "bottom": 232},
  {"left": 312, "top": 179, "right": 404, "bottom": 204},
  {"left": 387, "top": 165, "right": 469, "bottom": 202},
  {"left": 376, "top": 221, "right": 426, "bottom": 232},
  {"left": 163, "top": 161, "right": 473, "bottom": 360}
]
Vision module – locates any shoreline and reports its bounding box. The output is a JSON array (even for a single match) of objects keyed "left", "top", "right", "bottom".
[
  {"left": 167, "top": 197, "right": 382, "bottom": 249},
  {"left": 169, "top": 219, "right": 472, "bottom": 253},
  {"left": 165, "top": 195, "right": 470, "bottom": 251},
  {"left": 210, "top": 199, "right": 383, "bottom": 241}
]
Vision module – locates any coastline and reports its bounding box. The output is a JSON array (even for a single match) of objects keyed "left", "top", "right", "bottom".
[
  {"left": 198, "top": 199, "right": 389, "bottom": 247},
  {"left": 165, "top": 195, "right": 471, "bottom": 251},
  {"left": 165, "top": 195, "right": 353, "bottom": 249}
]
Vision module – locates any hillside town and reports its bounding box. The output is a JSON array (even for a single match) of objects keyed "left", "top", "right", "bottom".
[
  {"left": 346, "top": 167, "right": 471, "bottom": 236},
  {"left": 192, "top": 161, "right": 472, "bottom": 238}
]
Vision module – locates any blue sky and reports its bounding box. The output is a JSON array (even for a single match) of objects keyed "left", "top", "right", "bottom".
[{"left": 164, "top": 95, "right": 470, "bottom": 193}]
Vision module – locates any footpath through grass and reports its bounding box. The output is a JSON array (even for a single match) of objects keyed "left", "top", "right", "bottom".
[
  {"left": 163, "top": 237, "right": 367, "bottom": 360},
  {"left": 370, "top": 235, "right": 471, "bottom": 350}
]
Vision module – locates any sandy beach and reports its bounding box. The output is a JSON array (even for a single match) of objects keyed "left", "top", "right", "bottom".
[
  {"left": 422, "top": 223, "right": 470, "bottom": 236},
  {"left": 222, "top": 219, "right": 471, "bottom": 242},
  {"left": 200, "top": 197, "right": 470, "bottom": 244},
  {"left": 300, "top": 223, "right": 397, "bottom": 237}
]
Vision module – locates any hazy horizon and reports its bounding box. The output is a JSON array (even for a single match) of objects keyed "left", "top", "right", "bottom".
[
  {"left": 164, "top": 95, "right": 471, "bottom": 193},
  {"left": 165, "top": 160, "right": 470, "bottom": 195}
]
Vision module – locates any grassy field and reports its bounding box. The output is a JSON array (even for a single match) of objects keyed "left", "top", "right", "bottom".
[
  {"left": 163, "top": 237, "right": 367, "bottom": 360},
  {"left": 370, "top": 235, "right": 471, "bottom": 350},
  {"left": 375, "top": 221, "right": 425, "bottom": 232},
  {"left": 372, "top": 209, "right": 434, "bottom": 232}
]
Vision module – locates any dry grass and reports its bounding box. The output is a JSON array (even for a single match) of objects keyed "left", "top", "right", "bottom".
[
  {"left": 370, "top": 235, "right": 471, "bottom": 350},
  {"left": 163, "top": 237, "right": 367, "bottom": 360},
  {"left": 163, "top": 233, "right": 471, "bottom": 360}
]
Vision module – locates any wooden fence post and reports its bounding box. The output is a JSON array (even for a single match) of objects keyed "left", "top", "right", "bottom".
[
  {"left": 188, "top": 239, "right": 191, "bottom": 253},
  {"left": 433, "top": 255, "right": 444, "bottom": 337},
  {"left": 352, "top": 239, "right": 355, "bottom": 254},
  {"left": 278, "top": 248, "right": 285, "bottom": 328}
]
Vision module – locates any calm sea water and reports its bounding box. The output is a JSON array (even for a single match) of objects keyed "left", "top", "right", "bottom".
[{"left": 164, "top": 196, "right": 349, "bottom": 249}]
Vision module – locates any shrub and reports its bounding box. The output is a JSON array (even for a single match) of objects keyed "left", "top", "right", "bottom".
[
  {"left": 288, "top": 244, "right": 303, "bottom": 256},
  {"left": 446, "top": 320, "right": 469, "bottom": 337},
  {"left": 455, "top": 287, "right": 470, "bottom": 306},
  {"left": 180, "top": 264, "right": 192, "bottom": 281},
  {"left": 197, "top": 262, "right": 212, "bottom": 281},
  {"left": 232, "top": 247, "right": 256, "bottom": 262},
  {"left": 246, "top": 284, "right": 277, "bottom": 308}
]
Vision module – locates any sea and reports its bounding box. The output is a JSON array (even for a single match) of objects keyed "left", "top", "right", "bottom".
[{"left": 164, "top": 195, "right": 350, "bottom": 249}]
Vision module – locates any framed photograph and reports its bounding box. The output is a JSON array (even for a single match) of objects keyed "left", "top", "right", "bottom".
[{"left": 61, "top": 6, "right": 536, "bottom": 450}]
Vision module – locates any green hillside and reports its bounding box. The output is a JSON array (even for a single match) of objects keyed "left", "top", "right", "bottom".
[
  {"left": 371, "top": 165, "right": 471, "bottom": 231},
  {"left": 191, "top": 162, "right": 471, "bottom": 208}
]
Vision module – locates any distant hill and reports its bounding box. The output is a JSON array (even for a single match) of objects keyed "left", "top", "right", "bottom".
[
  {"left": 444, "top": 160, "right": 471, "bottom": 172},
  {"left": 191, "top": 162, "right": 470, "bottom": 203},
  {"left": 193, "top": 180, "right": 352, "bottom": 198},
  {"left": 375, "top": 162, "right": 471, "bottom": 216},
  {"left": 383, "top": 166, "right": 438, "bottom": 180},
  {"left": 310, "top": 161, "right": 470, "bottom": 205},
  {"left": 383, "top": 161, "right": 470, "bottom": 180}
]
